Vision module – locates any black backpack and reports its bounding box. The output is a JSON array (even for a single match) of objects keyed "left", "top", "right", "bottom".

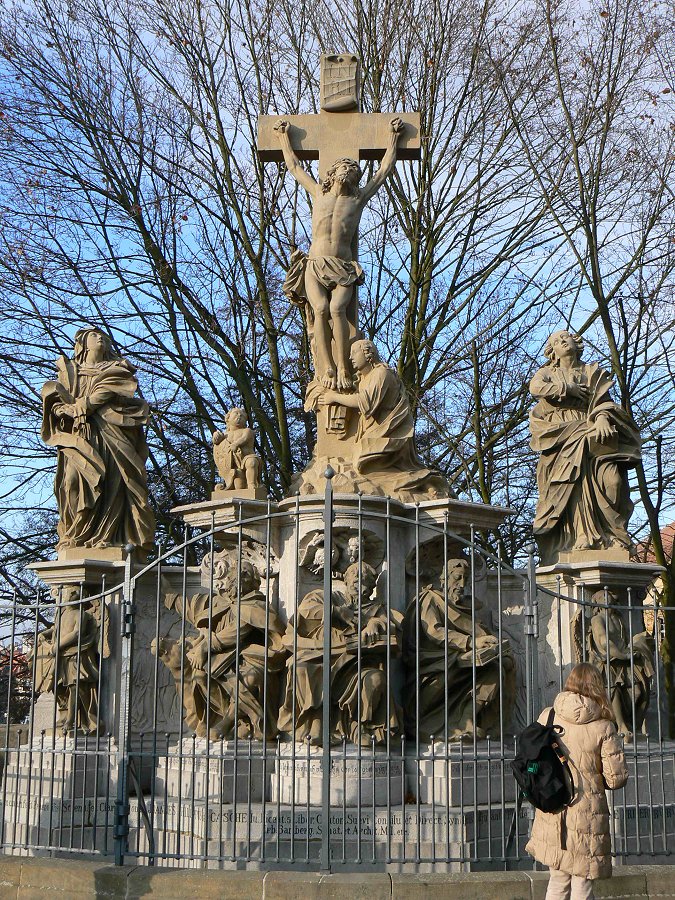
[{"left": 511, "top": 707, "right": 575, "bottom": 813}]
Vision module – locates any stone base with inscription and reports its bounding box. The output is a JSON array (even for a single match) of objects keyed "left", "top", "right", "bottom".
[
  {"left": 2, "top": 736, "right": 118, "bottom": 803},
  {"left": 129, "top": 799, "right": 531, "bottom": 871},
  {"left": 611, "top": 801, "right": 675, "bottom": 864},
  {"left": 153, "top": 738, "right": 268, "bottom": 804},
  {"left": 610, "top": 741, "right": 675, "bottom": 807},
  {"left": 411, "top": 742, "right": 517, "bottom": 806},
  {"left": 1, "top": 795, "right": 118, "bottom": 856},
  {"left": 270, "top": 743, "right": 404, "bottom": 807},
  {"left": 1, "top": 738, "right": 118, "bottom": 852}
]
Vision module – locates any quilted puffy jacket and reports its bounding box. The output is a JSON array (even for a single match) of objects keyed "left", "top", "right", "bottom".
[{"left": 525, "top": 690, "right": 628, "bottom": 879}]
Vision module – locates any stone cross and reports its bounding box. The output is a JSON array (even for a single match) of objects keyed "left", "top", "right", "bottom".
[{"left": 257, "top": 53, "right": 421, "bottom": 180}]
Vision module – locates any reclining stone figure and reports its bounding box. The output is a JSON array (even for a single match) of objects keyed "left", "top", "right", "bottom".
[
  {"left": 153, "top": 557, "right": 286, "bottom": 740},
  {"left": 402, "top": 558, "right": 515, "bottom": 742}
]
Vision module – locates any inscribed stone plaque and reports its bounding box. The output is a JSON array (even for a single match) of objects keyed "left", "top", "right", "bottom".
[{"left": 320, "top": 54, "right": 360, "bottom": 111}]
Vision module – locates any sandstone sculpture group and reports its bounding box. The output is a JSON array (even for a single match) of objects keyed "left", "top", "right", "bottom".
[{"left": 32, "top": 54, "right": 650, "bottom": 745}]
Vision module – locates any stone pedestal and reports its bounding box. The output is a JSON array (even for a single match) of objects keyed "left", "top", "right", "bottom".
[
  {"left": 211, "top": 486, "right": 268, "bottom": 502},
  {"left": 535, "top": 553, "right": 663, "bottom": 710},
  {"left": 129, "top": 798, "right": 530, "bottom": 870},
  {"left": 412, "top": 742, "right": 517, "bottom": 805},
  {"left": 1, "top": 736, "right": 118, "bottom": 851},
  {"left": 154, "top": 738, "right": 268, "bottom": 803},
  {"left": 270, "top": 743, "right": 404, "bottom": 806}
]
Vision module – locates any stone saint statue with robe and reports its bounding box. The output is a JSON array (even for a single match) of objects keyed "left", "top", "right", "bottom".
[
  {"left": 529, "top": 330, "right": 641, "bottom": 563},
  {"left": 33, "top": 587, "right": 105, "bottom": 735},
  {"left": 278, "top": 562, "right": 401, "bottom": 746},
  {"left": 318, "top": 339, "right": 448, "bottom": 501},
  {"left": 41, "top": 328, "right": 155, "bottom": 553},
  {"left": 573, "top": 589, "right": 654, "bottom": 739},
  {"left": 158, "top": 559, "right": 286, "bottom": 740}
]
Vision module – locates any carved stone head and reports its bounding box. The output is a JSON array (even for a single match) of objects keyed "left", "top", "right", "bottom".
[
  {"left": 347, "top": 535, "right": 365, "bottom": 564},
  {"left": 591, "top": 588, "right": 619, "bottom": 607},
  {"left": 440, "top": 558, "right": 470, "bottom": 605},
  {"left": 322, "top": 157, "right": 362, "bottom": 194},
  {"left": 51, "top": 584, "right": 82, "bottom": 604},
  {"left": 344, "top": 562, "right": 378, "bottom": 603},
  {"left": 350, "top": 339, "right": 381, "bottom": 371},
  {"left": 544, "top": 330, "right": 584, "bottom": 364},
  {"left": 73, "top": 327, "right": 115, "bottom": 365},
  {"left": 239, "top": 560, "right": 261, "bottom": 595},
  {"left": 225, "top": 407, "right": 248, "bottom": 430}
]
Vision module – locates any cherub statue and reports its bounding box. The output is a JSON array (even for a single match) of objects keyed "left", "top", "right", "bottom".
[
  {"left": 154, "top": 555, "right": 286, "bottom": 740},
  {"left": 572, "top": 589, "right": 654, "bottom": 739},
  {"left": 212, "top": 407, "right": 261, "bottom": 491},
  {"left": 33, "top": 586, "right": 107, "bottom": 735},
  {"left": 298, "top": 532, "right": 341, "bottom": 578}
]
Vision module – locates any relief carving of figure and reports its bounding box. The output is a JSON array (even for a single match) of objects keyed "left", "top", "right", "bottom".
[
  {"left": 402, "top": 559, "right": 515, "bottom": 742},
  {"left": 573, "top": 590, "right": 654, "bottom": 739},
  {"left": 33, "top": 587, "right": 106, "bottom": 735},
  {"left": 318, "top": 339, "right": 448, "bottom": 500},
  {"left": 298, "top": 532, "right": 340, "bottom": 578},
  {"left": 278, "top": 563, "right": 401, "bottom": 746},
  {"left": 155, "top": 559, "right": 286, "bottom": 740},
  {"left": 213, "top": 408, "right": 262, "bottom": 491},
  {"left": 529, "top": 331, "right": 641, "bottom": 563},
  {"left": 275, "top": 117, "right": 404, "bottom": 391},
  {"left": 298, "top": 528, "right": 384, "bottom": 581},
  {"left": 40, "top": 328, "right": 155, "bottom": 553}
]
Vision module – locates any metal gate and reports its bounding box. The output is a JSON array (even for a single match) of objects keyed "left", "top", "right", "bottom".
[{"left": 0, "top": 476, "right": 672, "bottom": 870}]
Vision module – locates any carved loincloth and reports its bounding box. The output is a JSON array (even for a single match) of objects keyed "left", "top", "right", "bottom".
[{"left": 283, "top": 250, "right": 364, "bottom": 305}]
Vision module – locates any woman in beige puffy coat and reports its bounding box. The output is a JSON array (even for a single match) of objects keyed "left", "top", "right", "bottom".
[{"left": 526, "top": 663, "right": 628, "bottom": 900}]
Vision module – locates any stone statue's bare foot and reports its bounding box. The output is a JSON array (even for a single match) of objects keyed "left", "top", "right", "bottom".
[
  {"left": 336, "top": 368, "right": 353, "bottom": 392},
  {"left": 320, "top": 369, "right": 337, "bottom": 390}
]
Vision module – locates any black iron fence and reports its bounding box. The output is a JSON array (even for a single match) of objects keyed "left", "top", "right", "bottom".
[{"left": 0, "top": 479, "right": 672, "bottom": 871}]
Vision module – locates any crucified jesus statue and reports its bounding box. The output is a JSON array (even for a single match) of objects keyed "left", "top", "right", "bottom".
[{"left": 275, "top": 116, "right": 404, "bottom": 391}]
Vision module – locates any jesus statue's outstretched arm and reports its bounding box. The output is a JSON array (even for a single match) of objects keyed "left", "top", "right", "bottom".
[
  {"left": 359, "top": 117, "right": 405, "bottom": 204},
  {"left": 274, "top": 120, "right": 318, "bottom": 198}
]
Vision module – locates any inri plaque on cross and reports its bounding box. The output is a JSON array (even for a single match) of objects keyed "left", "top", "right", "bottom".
[{"left": 257, "top": 53, "right": 421, "bottom": 180}]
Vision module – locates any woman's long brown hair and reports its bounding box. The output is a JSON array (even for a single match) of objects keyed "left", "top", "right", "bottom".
[{"left": 564, "top": 663, "right": 615, "bottom": 722}]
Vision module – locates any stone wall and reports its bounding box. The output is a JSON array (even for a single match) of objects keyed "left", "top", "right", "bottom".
[{"left": 0, "top": 856, "right": 672, "bottom": 899}]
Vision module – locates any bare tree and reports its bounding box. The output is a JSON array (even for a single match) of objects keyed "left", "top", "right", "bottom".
[
  {"left": 492, "top": 0, "right": 675, "bottom": 729},
  {"left": 0, "top": 0, "right": 672, "bottom": 678}
]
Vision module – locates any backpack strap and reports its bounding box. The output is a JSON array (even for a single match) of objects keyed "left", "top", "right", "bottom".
[
  {"left": 548, "top": 723, "right": 576, "bottom": 806},
  {"left": 546, "top": 706, "right": 576, "bottom": 810}
]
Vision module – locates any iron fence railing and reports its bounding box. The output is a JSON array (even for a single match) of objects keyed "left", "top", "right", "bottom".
[{"left": 0, "top": 475, "right": 672, "bottom": 870}]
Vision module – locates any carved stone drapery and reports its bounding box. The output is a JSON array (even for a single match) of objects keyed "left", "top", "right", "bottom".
[{"left": 41, "top": 327, "right": 155, "bottom": 557}]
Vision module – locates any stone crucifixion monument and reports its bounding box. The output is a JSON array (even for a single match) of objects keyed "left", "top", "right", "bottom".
[
  {"left": 259, "top": 57, "right": 421, "bottom": 417},
  {"left": 258, "top": 54, "right": 449, "bottom": 501}
]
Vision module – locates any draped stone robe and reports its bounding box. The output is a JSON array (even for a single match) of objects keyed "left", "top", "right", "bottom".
[
  {"left": 529, "top": 361, "right": 641, "bottom": 563},
  {"left": 278, "top": 587, "right": 401, "bottom": 745},
  {"left": 41, "top": 354, "right": 155, "bottom": 551},
  {"left": 402, "top": 586, "right": 514, "bottom": 742},
  {"left": 352, "top": 362, "right": 447, "bottom": 500}
]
